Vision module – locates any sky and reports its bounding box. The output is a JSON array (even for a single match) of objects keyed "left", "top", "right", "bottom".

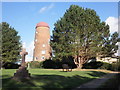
[{"left": 2, "top": 2, "right": 119, "bottom": 61}]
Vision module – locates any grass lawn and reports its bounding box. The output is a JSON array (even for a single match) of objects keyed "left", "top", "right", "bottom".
[{"left": 1, "top": 69, "right": 109, "bottom": 90}]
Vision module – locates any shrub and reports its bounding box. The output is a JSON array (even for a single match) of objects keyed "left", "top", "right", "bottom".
[
  {"left": 117, "top": 57, "right": 120, "bottom": 71},
  {"left": 99, "top": 62, "right": 112, "bottom": 70},
  {"left": 39, "top": 61, "right": 44, "bottom": 68},
  {"left": 112, "top": 58, "right": 120, "bottom": 71},
  {"left": 43, "top": 59, "right": 56, "bottom": 69},
  {"left": 82, "top": 61, "right": 103, "bottom": 69},
  {"left": 111, "top": 63, "right": 118, "bottom": 71},
  {"left": 54, "top": 60, "right": 62, "bottom": 69},
  {"left": 3, "top": 62, "right": 20, "bottom": 69},
  {"left": 82, "top": 61, "right": 115, "bottom": 71},
  {"left": 29, "top": 61, "right": 41, "bottom": 68}
]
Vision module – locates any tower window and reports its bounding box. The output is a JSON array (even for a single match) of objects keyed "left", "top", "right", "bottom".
[
  {"left": 43, "top": 44, "right": 45, "bottom": 47},
  {"left": 41, "top": 56, "right": 45, "bottom": 60},
  {"left": 35, "top": 39, "right": 37, "bottom": 42},
  {"left": 36, "top": 31, "right": 38, "bottom": 34},
  {"left": 35, "top": 57, "right": 38, "bottom": 60},
  {"left": 48, "top": 39, "right": 50, "bottom": 44},
  {"left": 41, "top": 50, "right": 46, "bottom": 54}
]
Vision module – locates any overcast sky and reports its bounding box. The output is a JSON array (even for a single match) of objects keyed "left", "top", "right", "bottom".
[{"left": 2, "top": 2, "right": 119, "bottom": 61}]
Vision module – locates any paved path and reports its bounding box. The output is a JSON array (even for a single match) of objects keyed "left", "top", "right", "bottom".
[{"left": 73, "top": 72, "right": 119, "bottom": 90}]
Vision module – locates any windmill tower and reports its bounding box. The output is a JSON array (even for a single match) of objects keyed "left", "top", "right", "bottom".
[{"left": 33, "top": 22, "right": 51, "bottom": 61}]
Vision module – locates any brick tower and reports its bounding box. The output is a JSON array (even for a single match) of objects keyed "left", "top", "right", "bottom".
[{"left": 33, "top": 22, "right": 51, "bottom": 61}]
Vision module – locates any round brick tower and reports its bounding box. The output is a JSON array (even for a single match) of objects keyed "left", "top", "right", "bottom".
[{"left": 33, "top": 22, "right": 51, "bottom": 61}]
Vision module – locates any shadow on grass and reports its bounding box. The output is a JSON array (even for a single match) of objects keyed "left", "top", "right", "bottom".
[
  {"left": 97, "top": 73, "right": 120, "bottom": 90},
  {"left": 86, "top": 71, "right": 106, "bottom": 77},
  {"left": 60, "top": 71, "right": 72, "bottom": 72},
  {"left": 2, "top": 71, "right": 106, "bottom": 90}
]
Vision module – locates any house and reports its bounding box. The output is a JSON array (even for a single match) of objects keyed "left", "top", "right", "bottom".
[{"left": 96, "top": 55, "right": 119, "bottom": 63}]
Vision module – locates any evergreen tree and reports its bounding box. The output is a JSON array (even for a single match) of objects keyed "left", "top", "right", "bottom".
[
  {"left": 0, "top": 23, "right": 2, "bottom": 68},
  {"left": 1, "top": 22, "right": 22, "bottom": 67},
  {"left": 51, "top": 5, "right": 119, "bottom": 68},
  {"left": 101, "top": 32, "right": 120, "bottom": 57}
]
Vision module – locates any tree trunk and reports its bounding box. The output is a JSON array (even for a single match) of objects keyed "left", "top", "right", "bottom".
[
  {"left": 1, "top": 61, "right": 7, "bottom": 69},
  {"left": 78, "top": 63, "right": 83, "bottom": 69},
  {"left": 0, "top": 62, "right": 2, "bottom": 69},
  {"left": 74, "top": 56, "right": 87, "bottom": 69},
  {"left": 74, "top": 56, "right": 83, "bottom": 69},
  {"left": 78, "top": 57, "right": 84, "bottom": 69},
  {"left": 74, "top": 55, "right": 79, "bottom": 68}
]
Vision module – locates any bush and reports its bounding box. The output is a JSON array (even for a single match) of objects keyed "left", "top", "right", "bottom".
[
  {"left": 111, "top": 58, "right": 120, "bottom": 71},
  {"left": 99, "top": 62, "right": 112, "bottom": 70},
  {"left": 29, "top": 61, "right": 41, "bottom": 68},
  {"left": 3, "top": 62, "right": 20, "bottom": 69},
  {"left": 117, "top": 57, "right": 120, "bottom": 71},
  {"left": 82, "top": 61, "right": 115, "bottom": 71},
  {"left": 54, "top": 60, "right": 62, "bottom": 69},
  {"left": 82, "top": 61, "right": 103, "bottom": 69},
  {"left": 43, "top": 59, "right": 56, "bottom": 69},
  {"left": 39, "top": 61, "right": 44, "bottom": 68},
  {"left": 110, "top": 63, "right": 118, "bottom": 71}
]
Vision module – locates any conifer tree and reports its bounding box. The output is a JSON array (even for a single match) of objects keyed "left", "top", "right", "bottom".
[
  {"left": 51, "top": 5, "right": 119, "bottom": 68},
  {"left": 101, "top": 32, "right": 119, "bottom": 57},
  {"left": 0, "top": 23, "right": 2, "bottom": 68},
  {"left": 1, "top": 22, "right": 22, "bottom": 67}
]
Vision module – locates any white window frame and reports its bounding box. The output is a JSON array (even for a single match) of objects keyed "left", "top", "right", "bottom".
[
  {"left": 41, "top": 56, "right": 45, "bottom": 60},
  {"left": 35, "top": 57, "right": 38, "bottom": 60},
  {"left": 43, "top": 44, "right": 45, "bottom": 47},
  {"left": 41, "top": 50, "right": 46, "bottom": 54},
  {"left": 36, "top": 31, "right": 38, "bottom": 34},
  {"left": 35, "top": 39, "right": 37, "bottom": 42},
  {"left": 48, "top": 39, "right": 50, "bottom": 44}
]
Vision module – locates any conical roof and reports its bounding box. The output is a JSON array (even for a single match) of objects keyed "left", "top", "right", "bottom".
[{"left": 36, "top": 22, "right": 49, "bottom": 28}]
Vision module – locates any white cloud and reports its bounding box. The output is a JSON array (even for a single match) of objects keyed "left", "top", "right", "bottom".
[
  {"left": 105, "top": 17, "right": 120, "bottom": 56},
  {"left": 22, "top": 42, "right": 26, "bottom": 48},
  {"left": 22, "top": 41, "right": 34, "bottom": 62},
  {"left": 48, "top": 3, "right": 54, "bottom": 9},
  {"left": 118, "top": 42, "right": 120, "bottom": 56},
  {"left": 114, "top": 42, "right": 119, "bottom": 56},
  {"left": 39, "top": 7, "right": 47, "bottom": 13},
  {"left": 39, "top": 3, "right": 54, "bottom": 13},
  {"left": 105, "top": 17, "right": 118, "bottom": 34}
]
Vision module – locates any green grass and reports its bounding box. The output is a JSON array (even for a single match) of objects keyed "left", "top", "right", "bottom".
[{"left": 2, "top": 69, "right": 107, "bottom": 90}]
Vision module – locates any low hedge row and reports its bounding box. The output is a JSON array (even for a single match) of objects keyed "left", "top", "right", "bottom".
[
  {"left": 28, "top": 60, "right": 57, "bottom": 69},
  {"left": 3, "top": 62, "right": 21, "bottom": 69},
  {"left": 3, "top": 59, "right": 119, "bottom": 71},
  {"left": 82, "top": 61, "right": 120, "bottom": 71},
  {"left": 28, "top": 59, "right": 76, "bottom": 69},
  {"left": 28, "top": 60, "right": 120, "bottom": 71}
]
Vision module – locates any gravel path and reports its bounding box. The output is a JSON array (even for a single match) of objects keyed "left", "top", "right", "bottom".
[{"left": 73, "top": 72, "right": 119, "bottom": 90}]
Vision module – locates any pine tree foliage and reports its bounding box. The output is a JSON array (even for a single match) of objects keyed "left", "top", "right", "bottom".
[
  {"left": 1, "top": 22, "right": 22, "bottom": 66},
  {"left": 101, "top": 32, "right": 120, "bottom": 57},
  {"left": 51, "top": 5, "right": 119, "bottom": 68},
  {"left": 0, "top": 23, "right": 2, "bottom": 67}
]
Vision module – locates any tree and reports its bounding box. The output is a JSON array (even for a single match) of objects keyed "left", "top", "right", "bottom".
[
  {"left": 100, "top": 32, "right": 120, "bottom": 57},
  {"left": 1, "top": 22, "right": 22, "bottom": 67},
  {"left": 51, "top": 5, "right": 119, "bottom": 68},
  {"left": 0, "top": 23, "right": 2, "bottom": 68}
]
